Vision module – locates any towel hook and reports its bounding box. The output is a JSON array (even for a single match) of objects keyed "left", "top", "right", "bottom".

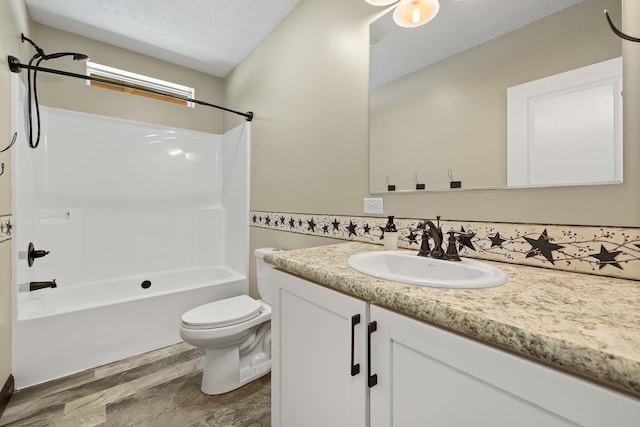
[
  {"left": 604, "top": 9, "right": 640, "bottom": 43},
  {"left": 413, "top": 172, "right": 425, "bottom": 190},
  {"left": 0, "top": 132, "right": 17, "bottom": 177},
  {"left": 448, "top": 168, "right": 462, "bottom": 189},
  {"left": 386, "top": 175, "right": 396, "bottom": 191},
  {"left": 1, "top": 132, "right": 17, "bottom": 153}
]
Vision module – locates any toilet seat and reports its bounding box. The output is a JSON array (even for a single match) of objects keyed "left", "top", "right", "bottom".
[{"left": 181, "top": 295, "right": 263, "bottom": 330}]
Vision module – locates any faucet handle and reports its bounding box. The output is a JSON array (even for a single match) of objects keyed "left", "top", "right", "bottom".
[
  {"left": 447, "top": 229, "right": 474, "bottom": 239},
  {"left": 417, "top": 221, "right": 431, "bottom": 257},
  {"left": 445, "top": 230, "right": 462, "bottom": 261},
  {"left": 444, "top": 230, "right": 475, "bottom": 261}
]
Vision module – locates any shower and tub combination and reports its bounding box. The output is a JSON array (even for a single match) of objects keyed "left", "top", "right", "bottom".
[{"left": 10, "top": 74, "right": 251, "bottom": 388}]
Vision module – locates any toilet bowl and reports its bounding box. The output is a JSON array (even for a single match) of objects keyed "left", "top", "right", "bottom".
[{"left": 179, "top": 248, "right": 279, "bottom": 395}]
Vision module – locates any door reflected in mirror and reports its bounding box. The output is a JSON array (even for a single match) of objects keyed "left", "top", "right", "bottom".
[{"left": 369, "top": 0, "right": 622, "bottom": 193}]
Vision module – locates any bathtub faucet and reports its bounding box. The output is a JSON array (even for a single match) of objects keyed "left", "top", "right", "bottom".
[
  {"left": 29, "top": 279, "right": 57, "bottom": 291},
  {"left": 27, "top": 242, "right": 50, "bottom": 267}
]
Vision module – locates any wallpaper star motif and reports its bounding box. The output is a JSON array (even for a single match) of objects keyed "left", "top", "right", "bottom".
[
  {"left": 347, "top": 221, "right": 358, "bottom": 237},
  {"left": 591, "top": 245, "right": 622, "bottom": 270},
  {"left": 307, "top": 218, "right": 316, "bottom": 232},
  {"left": 0, "top": 216, "right": 12, "bottom": 243},
  {"left": 332, "top": 218, "right": 341, "bottom": 231},
  {"left": 524, "top": 229, "right": 564, "bottom": 265},
  {"left": 457, "top": 226, "right": 476, "bottom": 251},
  {"left": 490, "top": 232, "right": 507, "bottom": 248},
  {"left": 407, "top": 230, "right": 419, "bottom": 245}
]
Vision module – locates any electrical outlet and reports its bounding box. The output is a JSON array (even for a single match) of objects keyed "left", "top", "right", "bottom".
[{"left": 364, "top": 198, "right": 383, "bottom": 215}]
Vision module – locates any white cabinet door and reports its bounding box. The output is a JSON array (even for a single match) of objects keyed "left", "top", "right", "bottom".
[
  {"left": 370, "top": 305, "right": 640, "bottom": 427},
  {"left": 272, "top": 270, "right": 369, "bottom": 427}
]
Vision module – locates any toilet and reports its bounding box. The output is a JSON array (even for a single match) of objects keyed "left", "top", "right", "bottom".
[{"left": 179, "top": 248, "right": 279, "bottom": 395}]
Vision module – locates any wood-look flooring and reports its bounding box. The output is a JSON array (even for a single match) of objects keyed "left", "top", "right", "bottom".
[{"left": 0, "top": 343, "right": 271, "bottom": 427}]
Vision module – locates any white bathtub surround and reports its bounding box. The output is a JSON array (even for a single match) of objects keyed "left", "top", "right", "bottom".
[
  {"left": 250, "top": 211, "right": 640, "bottom": 281},
  {"left": 11, "top": 75, "right": 250, "bottom": 388}
]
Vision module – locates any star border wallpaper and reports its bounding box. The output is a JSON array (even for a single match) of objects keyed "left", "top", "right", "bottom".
[
  {"left": 250, "top": 211, "right": 640, "bottom": 281},
  {"left": 0, "top": 215, "right": 11, "bottom": 246}
]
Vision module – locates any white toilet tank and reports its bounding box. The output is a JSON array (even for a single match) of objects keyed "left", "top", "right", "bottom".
[{"left": 255, "top": 248, "right": 281, "bottom": 304}]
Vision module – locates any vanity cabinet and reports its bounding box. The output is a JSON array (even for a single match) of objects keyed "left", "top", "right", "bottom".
[
  {"left": 271, "top": 269, "right": 369, "bottom": 427},
  {"left": 369, "top": 305, "right": 640, "bottom": 427},
  {"left": 271, "top": 270, "right": 640, "bottom": 427}
]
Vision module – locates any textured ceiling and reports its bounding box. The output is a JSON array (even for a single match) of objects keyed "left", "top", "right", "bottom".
[
  {"left": 24, "top": 0, "right": 301, "bottom": 77},
  {"left": 23, "top": 0, "right": 584, "bottom": 84}
]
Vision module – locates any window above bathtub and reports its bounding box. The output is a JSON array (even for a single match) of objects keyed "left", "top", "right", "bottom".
[{"left": 86, "top": 62, "right": 195, "bottom": 108}]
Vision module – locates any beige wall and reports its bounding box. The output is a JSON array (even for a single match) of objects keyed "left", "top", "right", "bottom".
[
  {"left": 1, "top": 0, "right": 32, "bottom": 391},
  {"left": 30, "top": 24, "right": 225, "bottom": 133},
  {"left": 224, "top": 0, "right": 371, "bottom": 214},
  {"left": 225, "top": 0, "right": 372, "bottom": 296},
  {"left": 371, "top": 0, "right": 622, "bottom": 193},
  {"left": 226, "top": 0, "right": 640, "bottom": 296}
]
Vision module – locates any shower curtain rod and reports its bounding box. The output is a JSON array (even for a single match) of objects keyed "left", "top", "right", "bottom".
[{"left": 7, "top": 55, "right": 253, "bottom": 122}]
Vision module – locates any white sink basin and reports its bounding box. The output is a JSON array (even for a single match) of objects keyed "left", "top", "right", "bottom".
[{"left": 347, "top": 251, "right": 507, "bottom": 289}]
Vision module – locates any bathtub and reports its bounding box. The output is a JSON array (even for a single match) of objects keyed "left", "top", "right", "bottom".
[
  {"left": 13, "top": 266, "right": 247, "bottom": 389},
  {"left": 10, "top": 91, "right": 251, "bottom": 389}
]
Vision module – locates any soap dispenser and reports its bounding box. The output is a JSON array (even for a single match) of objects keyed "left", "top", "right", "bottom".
[{"left": 383, "top": 215, "right": 398, "bottom": 251}]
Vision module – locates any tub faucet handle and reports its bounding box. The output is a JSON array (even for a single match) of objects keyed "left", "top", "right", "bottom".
[{"left": 27, "top": 242, "right": 50, "bottom": 267}]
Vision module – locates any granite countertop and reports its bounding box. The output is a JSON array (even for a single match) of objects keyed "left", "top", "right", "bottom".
[{"left": 264, "top": 242, "right": 640, "bottom": 398}]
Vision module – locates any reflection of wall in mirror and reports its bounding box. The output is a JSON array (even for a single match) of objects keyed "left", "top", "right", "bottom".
[
  {"left": 507, "top": 57, "right": 623, "bottom": 188},
  {"left": 369, "top": 0, "right": 622, "bottom": 193}
]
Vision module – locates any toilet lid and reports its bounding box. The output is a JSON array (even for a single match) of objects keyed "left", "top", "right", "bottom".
[{"left": 181, "top": 295, "right": 263, "bottom": 329}]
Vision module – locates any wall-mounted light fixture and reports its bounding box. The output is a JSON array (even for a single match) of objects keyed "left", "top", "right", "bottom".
[{"left": 365, "top": 0, "right": 440, "bottom": 28}]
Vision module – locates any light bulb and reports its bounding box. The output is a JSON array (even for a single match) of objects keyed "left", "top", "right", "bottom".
[
  {"left": 412, "top": 8, "right": 421, "bottom": 24},
  {"left": 392, "top": 0, "right": 440, "bottom": 28}
]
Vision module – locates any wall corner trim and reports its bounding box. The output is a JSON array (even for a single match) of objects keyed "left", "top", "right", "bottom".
[{"left": 0, "top": 374, "right": 15, "bottom": 418}]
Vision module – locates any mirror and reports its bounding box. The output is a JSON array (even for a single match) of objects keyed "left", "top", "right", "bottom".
[{"left": 369, "top": 0, "right": 622, "bottom": 193}]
